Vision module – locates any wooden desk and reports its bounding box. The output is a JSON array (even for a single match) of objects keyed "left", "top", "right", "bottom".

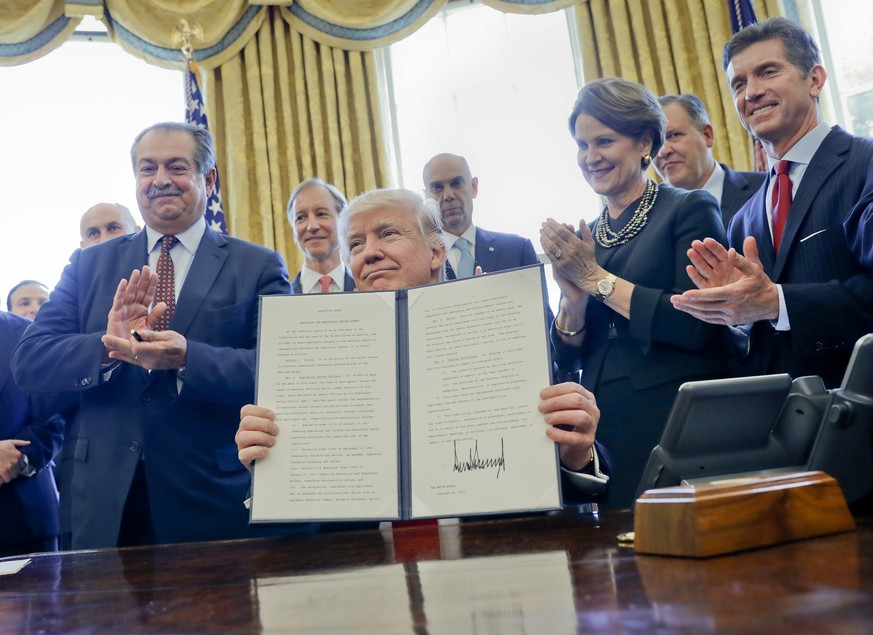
[{"left": 1, "top": 511, "right": 871, "bottom": 633}]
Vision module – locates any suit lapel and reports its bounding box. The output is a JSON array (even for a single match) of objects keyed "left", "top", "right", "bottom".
[
  {"left": 171, "top": 228, "right": 228, "bottom": 335},
  {"left": 343, "top": 269, "right": 356, "bottom": 291},
  {"left": 291, "top": 273, "right": 302, "bottom": 294},
  {"left": 742, "top": 184, "right": 777, "bottom": 276},
  {"left": 773, "top": 130, "right": 847, "bottom": 279},
  {"left": 474, "top": 227, "right": 498, "bottom": 273},
  {"left": 118, "top": 231, "right": 149, "bottom": 277}
]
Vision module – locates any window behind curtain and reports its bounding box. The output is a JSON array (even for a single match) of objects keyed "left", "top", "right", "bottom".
[
  {"left": 0, "top": 25, "right": 181, "bottom": 302},
  {"left": 808, "top": 0, "right": 873, "bottom": 137},
  {"left": 383, "top": 3, "right": 602, "bottom": 311}
]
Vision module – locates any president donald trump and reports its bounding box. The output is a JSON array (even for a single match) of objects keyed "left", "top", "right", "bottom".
[
  {"left": 13, "top": 122, "right": 291, "bottom": 549},
  {"left": 237, "top": 189, "right": 609, "bottom": 502}
]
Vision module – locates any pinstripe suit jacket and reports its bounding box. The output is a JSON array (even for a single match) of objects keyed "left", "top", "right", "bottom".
[
  {"left": 727, "top": 126, "right": 873, "bottom": 387},
  {"left": 720, "top": 164, "right": 766, "bottom": 228}
]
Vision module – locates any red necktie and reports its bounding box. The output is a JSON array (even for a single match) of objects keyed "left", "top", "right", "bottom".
[
  {"left": 771, "top": 160, "right": 792, "bottom": 253},
  {"left": 319, "top": 275, "right": 332, "bottom": 293},
  {"left": 153, "top": 235, "right": 177, "bottom": 331}
]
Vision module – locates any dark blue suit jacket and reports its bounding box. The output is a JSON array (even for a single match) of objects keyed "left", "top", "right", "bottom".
[
  {"left": 728, "top": 126, "right": 873, "bottom": 387},
  {"left": 720, "top": 163, "right": 766, "bottom": 228},
  {"left": 444, "top": 227, "right": 540, "bottom": 280},
  {"left": 12, "top": 225, "right": 292, "bottom": 549},
  {"left": 291, "top": 268, "right": 355, "bottom": 293},
  {"left": 1, "top": 312, "right": 62, "bottom": 546}
]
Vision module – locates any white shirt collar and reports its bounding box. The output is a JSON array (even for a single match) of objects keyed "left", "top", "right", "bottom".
[
  {"left": 768, "top": 121, "right": 831, "bottom": 169},
  {"left": 701, "top": 161, "right": 725, "bottom": 203},
  {"left": 444, "top": 224, "right": 477, "bottom": 249},
  {"left": 145, "top": 217, "right": 207, "bottom": 256},
  {"left": 300, "top": 261, "right": 347, "bottom": 293}
]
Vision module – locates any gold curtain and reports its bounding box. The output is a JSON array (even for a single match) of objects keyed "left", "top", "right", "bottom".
[
  {"left": 201, "top": 9, "right": 389, "bottom": 274},
  {"left": 574, "top": 0, "right": 781, "bottom": 171}
]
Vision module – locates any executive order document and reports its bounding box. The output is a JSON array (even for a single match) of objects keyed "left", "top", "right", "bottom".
[{"left": 250, "top": 265, "right": 561, "bottom": 523}]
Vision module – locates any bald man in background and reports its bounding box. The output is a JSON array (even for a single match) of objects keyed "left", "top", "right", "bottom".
[
  {"left": 422, "top": 153, "right": 541, "bottom": 279},
  {"left": 80, "top": 203, "right": 141, "bottom": 248}
]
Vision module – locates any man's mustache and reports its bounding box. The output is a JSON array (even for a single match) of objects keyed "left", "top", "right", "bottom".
[{"left": 147, "top": 184, "right": 184, "bottom": 199}]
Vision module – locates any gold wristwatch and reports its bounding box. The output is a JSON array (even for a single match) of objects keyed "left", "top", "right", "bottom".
[{"left": 595, "top": 273, "right": 617, "bottom": 302}]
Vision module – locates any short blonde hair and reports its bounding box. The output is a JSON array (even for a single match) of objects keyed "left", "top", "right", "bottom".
[{"left": 339, "top": 188, "right": 448, "bottom": 280}]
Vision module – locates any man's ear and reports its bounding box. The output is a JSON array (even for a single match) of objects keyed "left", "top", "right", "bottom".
[
  {"left": 431, "top": 244, "right": 447, "bottom": 276},
  {"left": 702, "top": 123, "right": 715, "bottom": 149},
  {"left": 809, "top": 64, "right": 827, "bottom": 98},
  {"left": 471, "top": 176, "right": 479, "bottom": 199},
  {"left": 204, "top": 168, "right": 217, "bottom": 197}
]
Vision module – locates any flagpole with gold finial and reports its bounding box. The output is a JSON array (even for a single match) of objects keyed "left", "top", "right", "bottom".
[{"left": 173, "top": 19, "right": 228, "bottom": 234}]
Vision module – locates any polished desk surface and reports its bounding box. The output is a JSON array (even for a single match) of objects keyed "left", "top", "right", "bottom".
[{"left": 2, "top": 511, "right": 872, "bottom": 634}]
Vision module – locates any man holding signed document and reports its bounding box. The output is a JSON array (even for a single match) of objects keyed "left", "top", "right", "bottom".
[{"left": 236, "top": 188, "right": 608, "bottom": 521}]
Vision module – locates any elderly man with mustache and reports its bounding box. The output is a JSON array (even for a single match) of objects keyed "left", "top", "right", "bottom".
[{"left": 13, "top": 122, "right": 292, "bottom": 549}]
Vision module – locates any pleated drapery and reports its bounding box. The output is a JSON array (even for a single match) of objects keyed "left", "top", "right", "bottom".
[
  {"left": 201, "top": 12, "right": 389, "bottom": 273},
  {"left": 1, "top": 0, "right": 784, "bottom": 265}
]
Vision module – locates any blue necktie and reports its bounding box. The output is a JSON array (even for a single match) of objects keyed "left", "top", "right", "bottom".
[{"left": 454, "top": 237, "right": 474, "bottom": 278}]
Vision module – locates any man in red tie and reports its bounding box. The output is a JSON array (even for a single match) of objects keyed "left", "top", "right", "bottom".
[
  {"left": 670, "top": 18, "right": 873, "bottom": 388},
  {"left": 287, "top": 178, "right": 355, "bottom": 294},
  {"left": 12, "top": 122, "right": 293, "bottom": 549}
]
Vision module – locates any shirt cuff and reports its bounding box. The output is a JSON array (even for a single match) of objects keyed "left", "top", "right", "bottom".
[
  {"left": 771, "top": 284, "right": 790, "bottom": 331},
  {"left": 20, "top": 453, "right": 36, "bottom": 478},
  {"left": 728, "top": 323, "right": 753, "bottom": 357},
  {"left": 561, "top": 446, "right": 609, "bottom": 496}
]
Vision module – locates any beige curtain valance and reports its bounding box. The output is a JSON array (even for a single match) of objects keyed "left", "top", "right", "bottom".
[
  {"left": 1, "top": 0, "right": 578, "bottom": 67},
  {"left": 0, "top": 0, "right": 80, "bottom": 66}
]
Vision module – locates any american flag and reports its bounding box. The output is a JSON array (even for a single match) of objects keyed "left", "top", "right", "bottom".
[
  {"left": 728, "top": 0, "right": 757, "bottom": 33},
  {"left": 185, "top": 58, "right": 227, "bottom": 234}
]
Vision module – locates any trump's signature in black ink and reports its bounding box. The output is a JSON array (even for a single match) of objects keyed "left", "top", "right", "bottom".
[{"left": 453, "top": 438, "right": 506, "bottom": 479}]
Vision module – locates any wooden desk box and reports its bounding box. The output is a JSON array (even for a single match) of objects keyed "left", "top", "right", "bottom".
[{"left": 633, "top": 471, "right": 856, "bottom": 557}]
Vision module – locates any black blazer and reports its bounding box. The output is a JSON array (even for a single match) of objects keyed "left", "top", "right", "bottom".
[
  {"left": 720, "top": 163, "right": 766, "bottom": 228},
  {"left": 728, "top": 126, "right": 873, "bottom": 387},
  {"left": 291, "top": 268, "right": 356, "bottom": 293},
  {"left": 553, "top": 186, "right": 731, "bottom": 391}
]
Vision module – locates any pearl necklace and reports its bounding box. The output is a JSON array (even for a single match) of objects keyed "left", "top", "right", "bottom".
[{"left": 595, "top": 180, "right": 659, "bottom": 248}]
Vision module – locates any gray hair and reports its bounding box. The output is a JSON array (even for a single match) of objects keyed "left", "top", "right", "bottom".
[
  {"left": 569, "top": 78, "right": 666, "bottom": 160},
  {"left": 722, "top": 17, "right": 822, "bottom": 75},
  {"left": 130, "top": 122, "right": 216, "bottom": 175},
  {"left": 658, "top": 94, "right": 712, "bottom": 131},
  {"left": 286, "top": 178, "right": 348, "bottom": 224},
  {"left": 339, "top": 188, "right": 448, "bottom": 280}
]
